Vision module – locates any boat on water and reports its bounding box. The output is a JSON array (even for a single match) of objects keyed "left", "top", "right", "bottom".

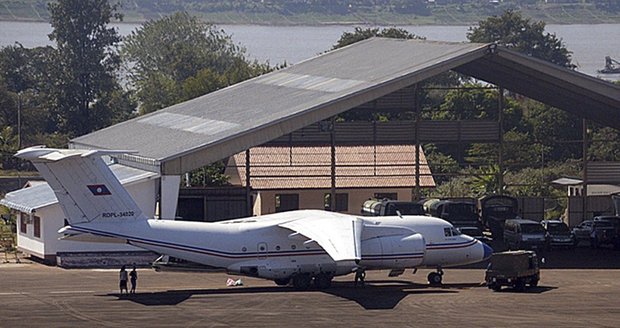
[{"left": 598, "top": 56, "right": 620, "bottom": 74}]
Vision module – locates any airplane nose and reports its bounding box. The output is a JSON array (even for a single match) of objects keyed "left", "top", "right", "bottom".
[{"left": 482, "top": 242, "right": 493, "bottom": 260}]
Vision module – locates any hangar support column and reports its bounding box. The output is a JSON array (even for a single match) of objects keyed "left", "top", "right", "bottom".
[{"left": 160, "top": 175, "right": 180, "bottom": 220}]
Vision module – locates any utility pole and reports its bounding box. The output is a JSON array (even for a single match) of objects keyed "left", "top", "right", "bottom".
[{"left": 17, "top": 91, "right": 22, "bottom": 149}]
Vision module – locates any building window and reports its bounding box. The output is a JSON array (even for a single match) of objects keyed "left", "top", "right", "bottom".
[
  {"left": 275, "top": 194, "right": 299, "bottom": 213},
  {"left": 324, "top": 193, "right": 349, "bottom": 212},
  {"left": 20, "top": 213, "right": 27, "bottom": 234},
  {"left": 33, "top": 216, "right": 41, "bottom": 238},
  {"left": 374, "top": 193, "right": 397, "bottom": 200}
]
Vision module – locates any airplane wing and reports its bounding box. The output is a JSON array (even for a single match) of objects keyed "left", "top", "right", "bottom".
[{"left": 279, "top": 213, "right": 363, "bottom": 262}]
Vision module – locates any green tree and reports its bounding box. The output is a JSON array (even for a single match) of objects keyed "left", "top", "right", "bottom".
[
  {"left": 0, "top": 126, "right": 18, "bottom": 170},
  {"left": 0, "top": 44, "right": 61, "bottom": 148},
  {"left": 523, "top": 102, "right": 581, "bottom": 161},
  {"left": 48, "top": 0, "right": 130, "bottom": 136},
  {"left": 467, "top": 10, "right": 574, "bottom": 68},
  {"left": 332, "top": 26, "right": 424, "bottom": 50},
  {"left": 589, "top": 127, "right": 620, "bottom": 161},
  {"left": 122, "top": 12, "right": 271, "bottom": 114}
]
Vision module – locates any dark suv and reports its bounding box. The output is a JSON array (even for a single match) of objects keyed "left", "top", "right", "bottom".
[
  {"left": 541, "top": 220, "right": 575, "bottom": 249},
  {"left": 593, "top": 216, "right": 620, "bottom": 249},
  {"left": 572, "top": 220, "right": 615, "bottom": 248}
]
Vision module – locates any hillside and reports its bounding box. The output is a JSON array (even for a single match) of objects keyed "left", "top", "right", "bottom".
[{"left": 1, "top": 0, "right": 620, "bottom": 25}]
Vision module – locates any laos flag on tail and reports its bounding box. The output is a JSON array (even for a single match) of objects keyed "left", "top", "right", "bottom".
[{"left": 87, "top": 184, "right": 111, "bottom": 196}]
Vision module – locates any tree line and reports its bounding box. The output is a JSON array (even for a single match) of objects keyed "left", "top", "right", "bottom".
[{"left": 1, "top": 1, "right": 620, "bottom": 214}]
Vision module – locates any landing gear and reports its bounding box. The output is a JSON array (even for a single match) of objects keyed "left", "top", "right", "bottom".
[
  {"left": 354, "top": 268, "right": 366, "bottom": 287},
  {"left": 274, "top": 278, "right": 290, "bottom": 286},
  {"left": 313, "top": 273, "right": 333, "bottom": 289},
  {"left": 427, "top": 268, "right": 444, "bottom": 285},
  {"left": 292, "top": 273, "right": 312, "bottom": 290},
  {"left": 289, "top": 273, "right": 333, "bottom": 290}
]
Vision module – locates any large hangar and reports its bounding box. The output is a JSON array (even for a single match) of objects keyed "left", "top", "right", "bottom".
[{"left": 69, "top": 37, "right": 620, "bottom": 219}]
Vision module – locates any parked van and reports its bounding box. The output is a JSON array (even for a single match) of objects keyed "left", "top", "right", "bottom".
[{"left": 503, "top": 219, "right": 546, "bottom": 250}]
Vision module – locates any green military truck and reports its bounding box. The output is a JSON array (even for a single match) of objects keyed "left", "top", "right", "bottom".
[{"left": 485, "top": 250, "right": 540, "bottom": 292}]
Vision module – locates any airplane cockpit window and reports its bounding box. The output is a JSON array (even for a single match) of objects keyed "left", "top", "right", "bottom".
[{"left": 444, "top": 227, "right": 462, "bottom": 237}]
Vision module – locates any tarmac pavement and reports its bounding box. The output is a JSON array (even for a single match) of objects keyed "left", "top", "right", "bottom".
[{"left": 1, "top": 252, "right": 620, "bottom": 327}]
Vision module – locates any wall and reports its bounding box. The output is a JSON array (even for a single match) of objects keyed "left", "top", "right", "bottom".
[{"left": 256, "top": 188, "right": 413, "bottom": 215}]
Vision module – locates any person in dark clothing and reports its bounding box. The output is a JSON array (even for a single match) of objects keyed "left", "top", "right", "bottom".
[
  {"left": 129, "top": 265, "right": 138, "bottom": 294},
  {"left": 119, "top": 265, "right": 128, "bottom": 295}
]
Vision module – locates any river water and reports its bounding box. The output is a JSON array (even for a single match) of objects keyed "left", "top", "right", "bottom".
[{"left": 1, "top": 21, "right": 619, "bottom": 80}]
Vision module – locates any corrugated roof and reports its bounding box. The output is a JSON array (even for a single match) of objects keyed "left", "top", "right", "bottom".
[
  {"left": 71, "top": 39, "right": 488, "bottom": 174},
  {"left": 0, "top": 164, "right": 159, "bottom": 213},
  {"left": 226, "top": 145, "right": 435, "bottom": 189},
  {"left": 70, "top": 38, "right": 620, "bottom": 175}
]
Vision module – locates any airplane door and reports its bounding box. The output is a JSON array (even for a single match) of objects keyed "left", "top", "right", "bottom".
[{"left": 257, "top": 242, "right": 268, "bottom": 259}]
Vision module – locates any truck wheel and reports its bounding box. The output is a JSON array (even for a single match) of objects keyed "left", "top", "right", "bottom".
[
  {"left": 590, "top": 238, "right": 599, "bottom": 249},
  {"left": 530, "top": 278, "right": 539, "bottom": 287},
  {"left": 491, "top": 284, "right": 501, "bottom": 292},
  {"left": 515, "top": 279, "right": 526, "bottom": 292}
]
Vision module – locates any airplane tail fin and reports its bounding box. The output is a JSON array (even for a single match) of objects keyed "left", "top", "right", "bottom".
[{"left": 16, "top": 146, "right": 145, "bottom": 225}]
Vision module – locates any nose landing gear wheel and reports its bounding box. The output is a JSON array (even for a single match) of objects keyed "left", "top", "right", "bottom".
[{"left": 428, "top": 272, "right": 443, "bottom": 285}]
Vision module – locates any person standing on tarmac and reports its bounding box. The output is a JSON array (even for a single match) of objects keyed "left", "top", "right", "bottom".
[
  {"left": 129, "top": 264, "right": 138, "bottom": 294},
  {"left": 119, "top": 265, "right": 129, "bottom": 295}
]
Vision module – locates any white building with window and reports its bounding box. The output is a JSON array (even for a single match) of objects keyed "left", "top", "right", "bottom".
[{"left": 0, "top": 164, "right": 160, "bottom": 266}]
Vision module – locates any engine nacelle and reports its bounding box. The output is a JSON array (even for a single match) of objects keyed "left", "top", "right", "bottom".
[{"left": 360, "top": 233, "right": 426, "bottom": 269}]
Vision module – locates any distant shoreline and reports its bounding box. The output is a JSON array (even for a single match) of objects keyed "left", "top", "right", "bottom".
[{"left": 2, "top": 17, "right": 620, "bottom": 27}]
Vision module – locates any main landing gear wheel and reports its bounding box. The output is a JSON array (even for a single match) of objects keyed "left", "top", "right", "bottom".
[
  {"left": 292, "top": 273, "right": 312, "bottom": 290},
  {"left": 313, "top": 273, "right": 333, "bottom": 290},
  {"left": 428, "top": 268, "right": 444, "bottom": 285},
  {"left": 274, "top": 278, "right": 290, "bottom": 286}
]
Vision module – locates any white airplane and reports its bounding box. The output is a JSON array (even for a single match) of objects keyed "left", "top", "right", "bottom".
[{"left": 16, "top": 146, "right": 492, "bottom": 289}]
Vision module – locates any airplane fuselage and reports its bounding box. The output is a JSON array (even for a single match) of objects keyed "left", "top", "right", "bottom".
[{"left": 69, "top": 211, "right": 488, "bottom": 281}]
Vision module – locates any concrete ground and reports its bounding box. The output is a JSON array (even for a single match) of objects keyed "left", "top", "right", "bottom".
[{"left": 1, "top": 249, "right": 620, "bottom": 327}]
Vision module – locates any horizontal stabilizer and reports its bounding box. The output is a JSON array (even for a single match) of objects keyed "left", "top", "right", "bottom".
[{"left": 58, "top": 226, "right": 126, "bottom": 243}]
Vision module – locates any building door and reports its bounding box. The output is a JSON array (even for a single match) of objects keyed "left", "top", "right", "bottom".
[{"left": 276, "top": 194, "right": 299, "bottom": 212}]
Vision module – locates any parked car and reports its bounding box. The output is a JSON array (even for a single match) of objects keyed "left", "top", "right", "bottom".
[
  {"left": 572, "top": 220, "right": 616, "bottom": 248},
  {"left": 540, "top": 220, "right": 575, "bottom": 249},
  {"left": 503, "top": 219, "right": 546, "bottom": 250},
  {"left": 592, "top": 216, "right": 620, "bottom": 249}
]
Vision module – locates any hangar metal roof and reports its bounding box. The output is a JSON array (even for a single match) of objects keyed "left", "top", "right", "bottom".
[{"left": 70, "top": 38, "right": 620, "bottom": 175}]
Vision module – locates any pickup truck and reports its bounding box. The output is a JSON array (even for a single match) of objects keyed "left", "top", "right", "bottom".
[{"left": 485, "top": 250, "right": 540, "bottom": 292}]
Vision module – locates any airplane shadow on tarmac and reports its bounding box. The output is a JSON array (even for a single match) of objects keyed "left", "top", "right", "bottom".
[{"left": 105, "top": 280, "right": 486, "bottom": 310}]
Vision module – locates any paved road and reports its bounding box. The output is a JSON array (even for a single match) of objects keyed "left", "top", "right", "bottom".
[{"left": 1, "top": 262, "right": 619, "bottom": 327}]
